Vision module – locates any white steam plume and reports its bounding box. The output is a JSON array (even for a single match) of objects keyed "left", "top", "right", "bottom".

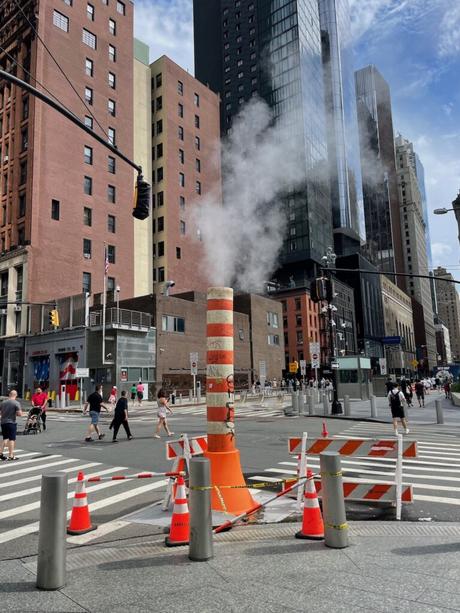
[{"left": 194, "top": 98, "right": 305, "bottom": 292}]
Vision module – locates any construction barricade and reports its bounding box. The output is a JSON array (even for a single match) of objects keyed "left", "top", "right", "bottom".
[{"left": 288, "top": 431, "right": 417, "bottom": 520}]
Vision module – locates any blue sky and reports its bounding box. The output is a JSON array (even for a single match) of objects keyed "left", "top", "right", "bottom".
[{"left": 134, "top": 0, "right": 460, "bottom": 279}]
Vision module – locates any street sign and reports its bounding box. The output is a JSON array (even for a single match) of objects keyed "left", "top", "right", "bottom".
[
  {"left": 331, "top": 362, "right": 340, "bottom": 369},
  {"left": 299, "top": 359, "right": 306, "bottom": 376},
  {"left": 382, "top": 336, "right": 402, "bottom": 345},
  {"left": 410, "top": 358, "right": 419, "bottom": 369},
  {"left": 120, "top": 368, "right": 128, "bottom": 382},
  {"left": 309, "top": 342, "right": 320, "bottom": 368},
  {"left": 190, "top": 361, "right": 198, "bottom": 376},
  {"left": 76, "top": 367, "right": 89, "bottom": 378},
  {"left": 378, "top": 358, "right": 387, "bottom": 376},
  {"left": 289, "top": 361, "right": 298, "bottom": 373}
]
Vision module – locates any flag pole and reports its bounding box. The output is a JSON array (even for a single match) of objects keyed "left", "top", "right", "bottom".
[{"left": 102, "top": 243, "right": 107, "bottom": 366}]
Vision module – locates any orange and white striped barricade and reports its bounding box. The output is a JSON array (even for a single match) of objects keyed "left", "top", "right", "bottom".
[
  {"left": 288, "top": 435, "right": 417, "bottom": 520},
  {"left": 162, "top": 433, "right": 208, "bottom": 510}
]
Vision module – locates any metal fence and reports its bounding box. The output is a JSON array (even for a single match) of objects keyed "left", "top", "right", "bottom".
[{"left": 89, "top": 308, "right": 151, "bottom": 329}]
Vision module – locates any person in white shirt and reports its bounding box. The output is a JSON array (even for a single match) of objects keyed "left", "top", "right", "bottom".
[{"left": 387, "top": 383, "right": 409, "bottom": 435}]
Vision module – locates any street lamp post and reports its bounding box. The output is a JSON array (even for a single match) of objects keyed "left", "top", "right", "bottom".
[{"left": 433, "top": 192, "right": 460, "bottom": 244}]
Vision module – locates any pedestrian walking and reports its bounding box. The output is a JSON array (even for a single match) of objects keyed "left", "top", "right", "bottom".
[
  {"left": 31, "top": 386, "right": 49, "bottom": 430},
  {"left": 108, "top": 385, "right": 117, "bottom": 412},
  {"left": 444, "top": 380, "right": 451, "bottom": 400},
  {"left": 1, "top": 390, "right": 23, "bottom": 461},
  {"left": 130, "top": 383, "right": 137, "bottom": 407},
  {"left": 136, "top": 381, "right": 144, "bottom": 406},
  {"left": 153, "top": 388, "right": 174, "bottom": 439},
  {"left": 414, "top": 379, "right": 425, "bottom": 407},
  {"left": 388, "top": 383, "right": 409, "bottom": 435},
  {"left": 83, "top": 385, "right": 109, "bottom": 442},
  {"left": 385, "top": 378, "right": 394, "bottom": 394},
  {"left": 110, "top": 391, "right": 133, "bottom": 443}
]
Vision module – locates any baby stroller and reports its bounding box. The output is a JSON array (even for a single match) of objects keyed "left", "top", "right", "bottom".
[{"left": 23, "top": 406, "right": 43, "bottom": 435}]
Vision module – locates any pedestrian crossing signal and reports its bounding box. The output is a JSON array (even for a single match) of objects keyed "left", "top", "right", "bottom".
[
  {"left": 49, "top": 309, "right": 60, "bottom": 327},
  {"left": 132, "top": 175, "right": 151, "bottom": 220}
]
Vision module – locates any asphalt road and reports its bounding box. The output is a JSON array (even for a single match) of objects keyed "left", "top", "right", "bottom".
[{"left": 1, "top": 401, "right": 459, "bottom": 562}]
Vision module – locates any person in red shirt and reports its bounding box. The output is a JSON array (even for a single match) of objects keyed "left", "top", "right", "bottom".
[{"left": 31, "top": 387, "right": 49, "bottom": 431}]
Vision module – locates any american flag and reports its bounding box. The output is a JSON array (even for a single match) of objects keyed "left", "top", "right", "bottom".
[{"left": 104, "top": 247, "right": 109, "bottom": 276}]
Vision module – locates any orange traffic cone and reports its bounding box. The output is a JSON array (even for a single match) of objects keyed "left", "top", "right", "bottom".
[
  {"left": 67, "top": 472, "right": 97, "bottom": 535},
  {"left": 295, "top": 470, "right": 324, "bottom": 540},
  {"left": 165, "top": 475, "right": 190, "bottom": 547},
  {"left": 322, "top": 420, "right": 329, "bottom": 438}
]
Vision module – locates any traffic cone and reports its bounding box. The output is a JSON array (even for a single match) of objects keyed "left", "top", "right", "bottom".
[
  {"left": 322, "top": 420, "right": 329, "bottom": 438},
  {"left": 295, "top": 470, "right": 324, "bottom": 540},
  {"left": 165, "top": 475, "right": 190, "bottom": 547},
  {"left": 67, "top": 472, "right": 97, "bottom": 535}
]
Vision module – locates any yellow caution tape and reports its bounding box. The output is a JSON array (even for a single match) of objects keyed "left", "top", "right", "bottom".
[
  {"left": 325, "top": 522, "right": 348, "bottom": 530},
  {"left": 320, "top": 471, "right": 342, "bottom": 478}
]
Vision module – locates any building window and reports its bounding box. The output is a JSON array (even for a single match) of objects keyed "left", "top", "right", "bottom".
[
  {"left": 295, "top": 298, "right": 301, "bottom": 310},
  {"left": 108, "top": 98, "right": 116, "bottom": 116},
  {"left": 85, "top": 58, "right": 93, "bottom": 77},
  {"left": 109, "top": 44, "right": 116, "bottom": 62},
  {"left": 195, "top": 158, "right": 201, "bottom": 172},
  {"left": 51, "top": 199, "right": 60, "bottom": 220},
  {"left": 109, "top": 18, "right": 116, "bottom": 35},
  {"left": 179, "top": 149, "right": 184, "bottom": 164},
  {"left": 156, "top": 143, "right": 163, "bottom": 159},
  {"left": 84, "top": 176, "right": 92, "bottom": 195},
  {"left": 84, "top": 86, "right": 93, "bottom": 105},
  {"left": 84, "top": 145, "right": 93, "bottom": 164},
  {"left": 108, "top": 127, "right": 116, "bottom": 145},
  {"left": 21, "top": 128, "right": 28, "bottom": 151},
  {"left": 180, "top": 220, "right": 186, "bottom": 235},
  {"left": 108, "top": 214, "right": 116, "bottom": 233},
  {"left": 116, "top": 1, "right": 125, "bottom": 15},
  {"left": 82, "top": 28, "right": 97, "bottom": 49},
  {"left": 158, "top": 267, "right": 165, "bottom": 282},
  {"left": 178, "top": 126, "right": 184, "bottom": 140},
  {"left": 179, "top": 195, "right": 185, "bottom": 209},
  {"left": 156, "top": 119, "right": 163, "bottom": 134},
  {"left": 22, "top": 96, "right": 29, "bottom": 120},
  {"left": 157, "top": 167, "right": 164, "bottom": 182},
  {"left": 107, "top": 277, "right": 115, "bottom": 292},
  {"left": 107, "top": 184, "right": 116, "bottom": 203},
  {"left": 296, "top": 331, "right": 303, "bottom": 343},
  {"left": 156, "top": 96, "right": 162, "bottom": 110},
  {"left": 194, "top": 114, "right": 200, "bottom": 128},
  {"left": 87, "top": 3, "right": 94, "bottom": 20},
  {"left": 178, "top": 80, "right": 183, "bottom": 95},
  {"left": 53, "top": 10, "right": 69, "bottom": 32},
  {"left": 158, "top": 241, "right": 164, "bottom": 257},
  {"left": 155, "top": 73, "right": 162, "bottom": 88},
  {"left": 268, "top": 334, "right": 280, "bottom": 346},
  {"left": 195, "top": 136, "right": 200, "bottom": 150},
  {"left": 194, "top": 93, "right": 200, "bottom": 107},
  {"left": 19, "top": 161, "right": 27, "bottom": 184},
  {"left": 83, "top": 238, "right": 92, "bottom": 259},
  {"left": 162, "top": 315, "right": 185, "bottom": 333},
  {"left": 178, "top": 102, "right": 184, "bottom": 118},
  {"left": 82, "top": 272, "right": 91, "bottom": 293},
  {"left": 175, "top": 247, "right": 181, "bottom": 260},
  {"left": 84, "top": 115, "right": 93, "bottom": 129},
  {"left": 63, "top": 0, "right": 72, "bottom": 5},
  {"left": 179, "top": 172, "right": 185, "bottom": 187},
  {"left": 108, "top": 72, "right": 116, "bottom": 89},
  {"left": 157, "top": 216, "right": 164, "bottom": 231},
  {"left": 83, "top": 207, "right": 92, "bottom": 226},
  {"left": 108, "top": 156, "right": 116, "bottom": 174},
  {"left": 267, "top": 312, "right": 279, "bottom": 328},
  {"left": 18, "top": 193, "right": 26, "bottom": 217},
  {"left": 157, "top": 191, "right": 164, "bottom": 206},
  {"left": 107, "top": 245, "right": 115, "bottom": 263},
  {"left": 195, "top": 180, "right": 201, "bottom": 194}
]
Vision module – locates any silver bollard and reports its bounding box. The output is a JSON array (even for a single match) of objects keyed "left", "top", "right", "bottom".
[
  {"left": 344, "top": 395, "right": 350, "bottom": 416},
  {"left": 189, "top": 389, "right": 193, "bottom": 402},
  {"left": 370, "top": 395, "right": 378, "bottom": 418},
  {"left": 322, "top": 392, "right": 329, "bottom": 416},
  {"left": 291, "top": 392, "right": 297, "bottom": 414},
  {"left": 36, "top": 472, "right": 68, "bottom": 590},
  {"left": 299, "top": 392, "right": 306, "bottom": 415},
  {"left": 435, "top": 399, "right": 444, "bottom": 424},
  {"left": 189, "top": 457, "right": 213, "bottom": 562},
  {"left": 319, "top": 451, "right": 349, "bottom": 549},
  {"left": 308, "top": 393, "right": 314, "bottom": 415},
  {"left": 197, "top": 383, "right": 202, "bottom": 403}
]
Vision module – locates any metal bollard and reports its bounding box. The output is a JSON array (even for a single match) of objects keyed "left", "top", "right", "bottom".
[
  {"left": 370, "top": 395, "right": 377, "bottom": 418},
  {"left": 308, "top": 393, "right": 314, "bottom": 415},
  {"left": 197, "top": 383, "right": 202, "bottom": 403},
  {"left": 344, "top": 395, "right": 350, "bottom": 416},
  {"left": 322, "top": 392, "right": 329, "bottom": 416},
  {"left": 299, "top": 392, "right": 306, "bottom": 415},
  {"left": 189, "top": 457, "right": 213, "bottom": 562},
  {"left": 36, "top": 472, "right": 68, "bottom": 590},
  {"left": 291, "top": 392, "right": 297, "bottom": 414},
  {"left": 435, "top": 399, "right": 444, "bottom": 424},
  {"left": 179, "top": 393, "right": 182, "bottom": 405},
  {"left": 319, "top": 452, "right": 349, "bottom": 549}
]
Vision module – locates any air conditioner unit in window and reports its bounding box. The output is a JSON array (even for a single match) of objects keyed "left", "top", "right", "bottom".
[
  {"left": 84, "top": 253, "right": 91, "bottom": 259},
  {"left": 14, "top": 305, "right": 22, "bottom": 312},
  {"left": 3, "top": 156, "right": 8, "bottom": 163},
  {"left": 0, "top": 308, "right": 7, "bottom": 315}
]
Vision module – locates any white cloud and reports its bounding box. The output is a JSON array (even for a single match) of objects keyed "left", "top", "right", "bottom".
[
  {"left": 431, "top": 243, "right": 453, "bottom": 258},
  {"left": 438, "top": 4, "right": 460, "bottom": 57},
  {"left": 134, "top": 0, "right": 194, "bottom": 72},
  {"left": 442, "top": 102, "right": 454, "bottom": 116}
]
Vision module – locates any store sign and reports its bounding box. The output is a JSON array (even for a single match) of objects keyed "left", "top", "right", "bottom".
[
  {"left": 120, "top": 368, "right": 128, "bottom": 382},
  {"left": 76, "top": 368, "right": 89, "bottom": 378}
]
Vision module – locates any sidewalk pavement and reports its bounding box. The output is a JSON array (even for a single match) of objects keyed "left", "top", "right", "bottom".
[{"left": 3, "top": 522, "right": 460, "bottom": 612}]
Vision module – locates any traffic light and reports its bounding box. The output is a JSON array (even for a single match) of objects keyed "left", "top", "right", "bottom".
[
  {"left": 310, "top": 277, "right": 335, "bottom": 303},
  {"left": 132, "top": 174, "right": 151, "bottom": 220},
  {"left": 49, "top": 309, "right": 60, "bottom": 327}
]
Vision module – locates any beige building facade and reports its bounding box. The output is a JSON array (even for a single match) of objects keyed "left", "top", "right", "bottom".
[{"left": 434, "top": 267, "right": 460, "bottom": 362}]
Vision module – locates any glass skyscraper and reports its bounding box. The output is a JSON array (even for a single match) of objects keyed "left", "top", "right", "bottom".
[
  {"left": 193, "top": 0, "right": 332, "bottom": 280},
  {"left": 318, "top": 0, "right": 364, "bottom": 253}
]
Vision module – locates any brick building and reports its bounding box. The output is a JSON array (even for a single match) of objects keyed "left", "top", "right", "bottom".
[
  {"left": 0, "top": 0, "right": 135, "bottom": 339},
  {"left": 149, "top": 56, "right": 221, "bottom": 295}
]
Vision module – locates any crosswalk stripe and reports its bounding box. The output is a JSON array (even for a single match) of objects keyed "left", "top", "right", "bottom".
[
  {"left": 0, "top": 457, "right": 76, "bottom": 477},
  {"left": 0, "top": 462, "right": 101, "bottom": 490},
  {"left": 66, "top": 519, "right": 130, "bottom": 545},
  {"left": 0, "top": 479, "right": 167, "bottom": 545},
  {"left": 415, "top": 494, "right": 460, "bottom": 505}
]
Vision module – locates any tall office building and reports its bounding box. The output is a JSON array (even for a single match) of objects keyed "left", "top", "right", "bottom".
[
  {"left": 319, "top": 0, "right": 363, "bottom": 254},
  {"left": 433, "top": 267, "right": 460, "bottom": 362},
  {"left": 0, "top": 0, "right": 135, "bottom": 331},
  {"left": 193, "top": 0, "right": 332, "bottom": 281},
  {"left": 395, "top": 135, "right": 436, "bottom": 370},
  {"left": 355, "top": 65, "right": 404, "bottom": 288},
  {"left": 150, "top": 56, "right": 221, "bottom": 295}
]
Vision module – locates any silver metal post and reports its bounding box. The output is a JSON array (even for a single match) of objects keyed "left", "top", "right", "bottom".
[
  {"left": 322, "top": 392, "right": 329, "bottom": 416},
  {"left": 189, "top": 457, "right": 213, "bottom": 562},
  {"left": 291, "top": 391, "right": 297, "bottom": 414},
  {"left": 197, "top": 381, "right": 201, "bottom": 403},
  {"left": 395, "top": 433, "right": 403, "bottom": 521},
  {"left": 299, "top": 390, "right": 306, "bottom": 415},
  {"left": 319, "top": 451, "right": 349, "bottom": 549},
  {"left": 370, "top": 395, "right": 377, "bottom": 418},
  {"left": 308, "top": 392, "right": 314, "bottom": 415},
  {"left": 344, "top": 395, "right": 350, "bottom": 416},
  {"left": 189, "top": 389, "right": 193, "bottom": 402},
  {"left": 36, "top": 472, "right": 67, "bottom": 590},
  {"left": 435, "top": 399, "right": 444, "bottom": 424}
]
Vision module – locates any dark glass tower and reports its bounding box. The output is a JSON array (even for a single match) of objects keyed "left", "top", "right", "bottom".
[{"left": 193, "top": 0, "right": 333, "bottom": 281}]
